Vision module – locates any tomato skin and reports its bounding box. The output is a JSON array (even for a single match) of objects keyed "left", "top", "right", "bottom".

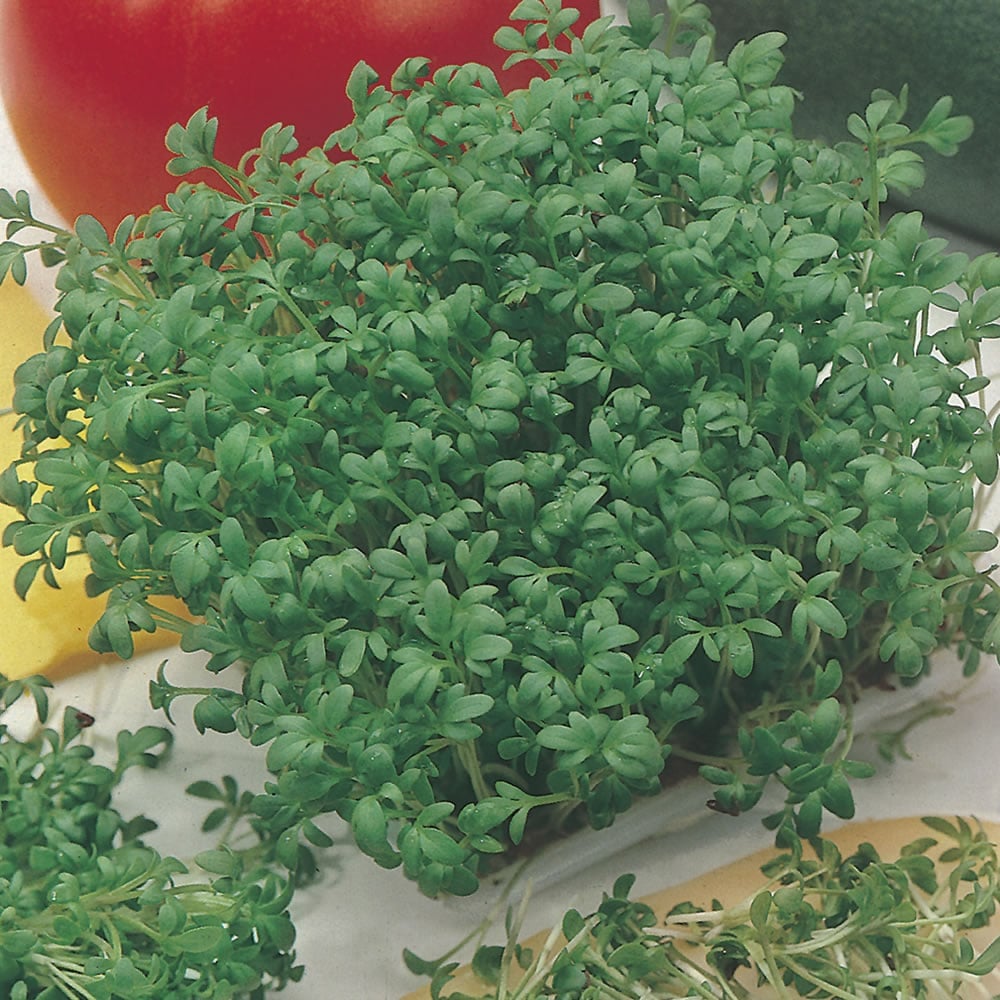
[{"left": 0, "top": 0, "right": 602, "bottom": 229}]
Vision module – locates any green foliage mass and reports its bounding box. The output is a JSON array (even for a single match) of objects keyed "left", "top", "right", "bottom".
[
  {"left": 0, "top": 676, "right": 300, "bottom": 999},
  {"left": 1, "top": 0, "right": 998, "bottom": 901}
]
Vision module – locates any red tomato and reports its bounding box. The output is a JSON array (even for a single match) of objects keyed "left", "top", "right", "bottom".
[{"left": 0, "top": 0, "right": 601, "bottom": 230}]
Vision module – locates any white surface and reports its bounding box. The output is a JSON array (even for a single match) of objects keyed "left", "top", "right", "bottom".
[{"left": 5, "top": 8, "right": 1000, "bottom": 1000}]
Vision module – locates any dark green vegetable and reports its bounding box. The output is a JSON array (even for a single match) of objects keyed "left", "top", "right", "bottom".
[
  {"left": 708, "top": 0, "right": 1000, "bottom": 244},
  {"left": 0, "top": 675, "right": 301, "bottom": 999},
  {"left": 0, "top": 0, "right": 996, "bottom": 906}
]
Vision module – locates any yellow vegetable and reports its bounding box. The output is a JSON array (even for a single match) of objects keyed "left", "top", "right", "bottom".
[{"left": 0, "top": 276, "right": 183, "bottom": 679}]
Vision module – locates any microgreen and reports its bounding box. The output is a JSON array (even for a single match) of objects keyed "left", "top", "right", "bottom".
[
  {"left": 418, "top": 817, "right": 1000, "bottom": 999},
  {"left": 0, "top": 675, "right": 301, "bottom": 999},
  {"left": 0, "top": 0, "right": 998, "bottom": 909}
]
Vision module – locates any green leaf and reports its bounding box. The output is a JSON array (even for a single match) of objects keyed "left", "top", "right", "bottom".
[
  {"left": 960, "top": 935, "right": 1000, "bottom": 976},
  {"left": 581, "top": 283, "right": 635, "bottom": 312},
  {"left": 275, "top": 827, "right": 302, "bottom": 871},
  {"left": 813, "top": 660, "right": 844, "bottom": 700},
  {"left": 421, "top": 579, "right": 453, "bottom": 640},
  {"left": 186, "top": 780, "right": 225, "bottom": 802},
  {"left": 791, "top": 796, "right": 822, "bottom": 839},
  {"left": 860, "top": 546, "right": 910, "bottom": 572},
  {"left": 74, "top": 214, "right": 110, "bottom": 251},
  {"left": 802, "top": 597, "right": 848, "bottom": 638},
  {"left": 194, "top": 849, "right": 240, "bottom": 877},
  {"left": 749, "top": 890, "right": 772, "bottom": 931},
  {"left": 683, "top": 79, "right": 740, "bottom": 116},
  {"left": 724, "top": 628, "right": 754, "bottom": 678},
  {"left": 970, "top": 437, "right": 999, "bottom": 485},
  {"left": 498, "top": 555, "right": 541, "bottom": 577},
  {"left": 338, "top": 630, "right": 367, "bottom": 677},
  {"left": 746, "top": 727, "right": 784, "bottom": 776},
  {"left": 13, "top": 559, "right": 45, "bottom": 601},
  {"left": 219, "top": 517, "right": 251, "bottom": 570},
  {"left": 12, "top": 521, "right": 57, "bottom": 557},
  {"left": 440, "top": 693, "right": 494, "bottom": 724},
  {"left": 351, "top": 796, "right": 401, "bottom": 867},
  {"left": 458, "top": 797, "right": 518, "bottom": 837},
  {"left": 878, "top": 284, "right": 933, "bottom": 320},
  {"left": 821, "top": 771, "right": 856, "bottom": 819},
  {"left": 494, "top": 25, "right": 529, "bottom": 52},
  {"left": 193, "top": 695, "right": 237, "bottom": 734},
  {"left": 781, "top": 233, "right": 838, "bottom": 262},
  {"left": 465, "top": 634, "right": 513, "bottom": 662},
  {"left": 226, "top": 575, "right": 271, "bottom": 622},
  {"left": 972, "top": 286, "right": 1000, "bottom": 327},
  {"left": 537, "top": 723, "right": 588, "bottom": 752},
  {"left": 346, "top": 61, "right": 378, "bottom": 109},
  {"left": 0, "top": 930, "right": 37, "bottom": 958},
  {"left": 803, "top": 698, "right": 842, "bottom": 753},
  {"left": 385, "top": 350, "right": 436, "bottom": 392}
]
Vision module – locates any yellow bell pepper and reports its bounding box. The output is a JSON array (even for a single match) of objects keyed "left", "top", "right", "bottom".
[{"left": 0, "top": 276, "right": 184, "bottom": 679}]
